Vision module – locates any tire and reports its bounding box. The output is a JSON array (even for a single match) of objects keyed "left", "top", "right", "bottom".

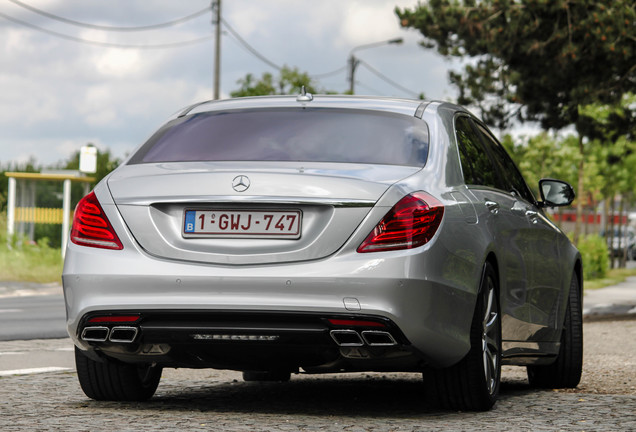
[
  {"left": 75, "top": 347, "right": 162, "bottom": 401},
  {"left": 423, "top": 262, "right": 501, "bottom": 411},
  {"left": 527, "top": 271, "right": 583, "bottom": 388},
  {"left": 242, "top": 370, "right": 291, "bottom": 382}
]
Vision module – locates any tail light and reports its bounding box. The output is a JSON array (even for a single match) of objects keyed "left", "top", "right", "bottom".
[
  {"left": 70, "top": 192, "right": 123, "bottom": 250},
  {"left": 357, "top": 192, "right": 444, "bottom": 253}
]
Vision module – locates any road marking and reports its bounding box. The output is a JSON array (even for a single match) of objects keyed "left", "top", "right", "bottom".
[
  {"left": 0, "top": 367, "right": 72, "bottom": 376},
  {"left": 0, "top": 309, "right": 23, "bottom": 313}
]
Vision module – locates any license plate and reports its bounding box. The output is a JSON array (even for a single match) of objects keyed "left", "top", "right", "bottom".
[{"left": 183, "top": 209, "right": 302, "bottom": 239}]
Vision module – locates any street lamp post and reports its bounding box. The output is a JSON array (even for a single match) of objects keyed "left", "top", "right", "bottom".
[
  {"left": 213, "top": 0, "right": 221, "bottom": 100},
  {"left": 348, "top": 37, "right": 403, "bottom": 94}
]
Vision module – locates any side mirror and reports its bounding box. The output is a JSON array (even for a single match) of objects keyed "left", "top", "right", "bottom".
[{"left": 538, "top": 178, "right": 575, "bottom": 207}]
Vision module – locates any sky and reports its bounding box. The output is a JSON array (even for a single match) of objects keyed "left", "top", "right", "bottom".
[{"left": 0, "top": 0, "right": 467, "bottom": 168}]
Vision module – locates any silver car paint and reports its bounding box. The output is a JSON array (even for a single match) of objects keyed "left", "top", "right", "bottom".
[{"left": 63, "top": 96, "right": 580, "bottom": 370}]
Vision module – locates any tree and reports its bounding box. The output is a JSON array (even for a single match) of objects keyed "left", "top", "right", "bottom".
[
  {"left": 397, "top": 1, "right": 634, "bottom": 130},
  {"left": 579, "top": 94, "right": 636, "bottom": 267},
  {"left": 397, "top": 0, "right": 635, "bottom": 241},
  {"left": 231, "top": 66, "right": 322, "bottom": 97}
]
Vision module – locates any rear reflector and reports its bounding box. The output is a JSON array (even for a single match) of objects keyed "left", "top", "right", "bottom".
[
  {"left": 327, "top": 319, "right": 386, "bottom": 328},
  {"left": 357, "top": 192, "right": 444, "bottom": 253},
  {"left": 71, "top": 192, "right": 123, "bottom": 250},
  {"left": 88, "top": 315, "right": 140, "bottom": 323}
]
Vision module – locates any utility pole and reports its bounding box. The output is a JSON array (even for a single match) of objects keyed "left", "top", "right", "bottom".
[
  {"left": 213, "top": 0, "right": 221, "bottom": 100},
  {"left": 348, "top": 55, "right": 359, "bottom": 94},
  {"left": 347, "top": 38, "right": 403, "bottom": 95}
]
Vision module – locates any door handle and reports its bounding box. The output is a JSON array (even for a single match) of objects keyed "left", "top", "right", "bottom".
[{"left": 485, "top": 201, "right": 500, "bottom": 214}]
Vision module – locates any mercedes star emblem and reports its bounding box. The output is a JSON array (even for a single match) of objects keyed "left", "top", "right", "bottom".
[{"left": 232, "top": 175, "right": 250, "bottom": 192}]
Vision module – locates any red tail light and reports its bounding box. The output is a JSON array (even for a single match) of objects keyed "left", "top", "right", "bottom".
[
  {"left": 70, "top": 192, "right": 123, "bottom": 250},
  {"left": 357, "top": 192, "right": 444, "bottom": 253}
]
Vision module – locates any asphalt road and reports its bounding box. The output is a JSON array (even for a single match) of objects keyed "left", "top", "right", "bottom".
[
  {"left": 0, "top": 294, "right": 67, "bottom": 341},
  {"left": 0, "top": 321, "right": 635, "bottom": 431},
  {"left": 1, "top": 282, "right": 635, "bottom": 430}
]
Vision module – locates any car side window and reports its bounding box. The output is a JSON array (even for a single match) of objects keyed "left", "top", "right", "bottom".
[
  {"left": 454, "top": 116, "right": 498, "bottom": 189},
  {"left": 474, "top": 122, "right": 536, "bottom": 204}
]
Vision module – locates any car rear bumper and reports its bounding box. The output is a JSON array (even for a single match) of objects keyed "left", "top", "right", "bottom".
[
  {"left": 63, "top": 243, "right": 479, "bottom": 369},
  {"left": 73, "top": 309, "right": 423, "bottom": 372}
]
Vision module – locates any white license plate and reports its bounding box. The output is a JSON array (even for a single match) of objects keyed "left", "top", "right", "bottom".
[{"left": 183, "top": 209, "right": 301, "bottom": 239}]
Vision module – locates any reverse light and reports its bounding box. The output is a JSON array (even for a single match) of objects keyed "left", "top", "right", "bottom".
[
  {"left": 357, "top": 192, "right": 444, "bottom": 253},
  {"left": 70, "top": 192, "right": 123, "bottom": 250}
]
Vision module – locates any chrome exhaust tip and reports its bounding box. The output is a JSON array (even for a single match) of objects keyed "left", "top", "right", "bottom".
[
  {"left": 330, "top": 329, "right": 364, "bottom": 346},
  {"left": 81, "top": 326, "right": 110, "bottom": 342},
  {"left": 108, "top": 326, "right": 139, "bottom": 343},
  {"left": 361, "top": 330, "right": 397, "bottom": 346}
]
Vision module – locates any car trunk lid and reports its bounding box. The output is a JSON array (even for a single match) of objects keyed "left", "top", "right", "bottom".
[{"left": 107, "top": 162, "right": 420, "bottom": 265}]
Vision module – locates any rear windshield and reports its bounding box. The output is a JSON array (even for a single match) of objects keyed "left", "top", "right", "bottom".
[{"left": 128, "top": 108, "right": 429, "bottom": 166}]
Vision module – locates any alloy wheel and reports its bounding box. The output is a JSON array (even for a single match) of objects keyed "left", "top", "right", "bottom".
[{"left": 482, "top": 277, "right": 500, "bottom": 395}]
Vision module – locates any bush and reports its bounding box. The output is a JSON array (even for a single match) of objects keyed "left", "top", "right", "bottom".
[{"left": 576, "top": 234, "right": 609, "bottom": 280}]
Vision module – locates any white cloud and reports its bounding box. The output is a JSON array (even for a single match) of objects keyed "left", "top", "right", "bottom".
[
  {"left": 0, "top": 0, "right": 466, "bottom": 167},
  {"left": 94, "top": 49, "right": 142, "bottom": 78},
  {"left": 338, "top": 1, "right": 403, "bottom": 48},
  {"left": 79, "top": 85, "right": 118, "bottom": 127}
]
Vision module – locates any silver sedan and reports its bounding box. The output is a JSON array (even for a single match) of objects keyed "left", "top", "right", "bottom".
[{"left": 63, "top": 94, "right": 582, "bottom": 411}]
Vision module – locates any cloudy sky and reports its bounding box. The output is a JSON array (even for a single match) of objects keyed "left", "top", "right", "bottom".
[{"left": 0, "top": 0, "right": 464, "bottom": 168}]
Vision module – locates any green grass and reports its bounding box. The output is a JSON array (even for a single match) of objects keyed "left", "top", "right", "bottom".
[
  {"left": 0, "top": 215, "right": 63, "bottom": 283},
  {"left": 0, "top": 242, "right": 63, "bottom": 283},
  {"left": 584, "top": 267, "right": 636, "bottom": 291}
]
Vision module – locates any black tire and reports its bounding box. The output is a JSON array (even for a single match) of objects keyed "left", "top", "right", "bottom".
[
  {"left": 423, "top": 262, "right": 501, "bottom": 411},
  {"left": 242, "top": 370, "right": 291, "bottom": 382},
  {"left": 527, "top": 272, "right": 583, "bottom": 388},
  {"left": 75, "top": 347, "right": 162, "bottom": 401}
]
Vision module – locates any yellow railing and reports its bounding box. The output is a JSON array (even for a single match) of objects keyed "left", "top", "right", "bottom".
[{"left": 14, "top": 207, "right": 70, "bottom": 224}]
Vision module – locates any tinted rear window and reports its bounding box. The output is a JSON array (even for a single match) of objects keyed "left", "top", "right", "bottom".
[{"left": 128, "top": 108, "right": 429, "bottom": 166}]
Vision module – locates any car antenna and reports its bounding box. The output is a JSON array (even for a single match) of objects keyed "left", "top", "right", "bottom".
[{"left": 296, "top": 86, "right": 313, "bottom": 102}]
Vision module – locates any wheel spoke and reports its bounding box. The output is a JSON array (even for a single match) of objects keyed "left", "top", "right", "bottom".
[
  {"left": 482, "top": 286, "right": 494, "bottom": 329},
  {"left": 482, "top": 338, "right": 498, "bottom": 393},
  {"left": 485, "top": 311, "right": 498, "bottom": 333},
  {"left": 480, "top": 278, "right": 500, "bottom": 395}
]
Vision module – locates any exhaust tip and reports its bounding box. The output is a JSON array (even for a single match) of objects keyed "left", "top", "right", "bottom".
[
  {"left": 109, "top": 326, "right": 139, "bottom": 343},
  {"left": 81, "top": 326, "right": 110, "bottom": 342},
  {"left": 330, "top": 329, "right": 364, "bottom": 346},
  {"left": 361, "top": 330, "right": 397, "bottom": 346}
]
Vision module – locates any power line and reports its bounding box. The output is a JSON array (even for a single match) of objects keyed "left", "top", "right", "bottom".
[
  {"left": 311, "top": 65, "right": 347, "bottom": 79},
  {"left": 355, "top": 81, "right": 386, "bottom": 96},
  {"left": 357, "top": 59, "right": 420, "bottom": 98},
  {"left": 220, "top": 18, "right": 282, "bottom": 71},
  {"left": 7, "top": 0, "right": 210, "bottom": 32},
  {"left": 0, "top": 12, "right": 213, "bottom": 49}
]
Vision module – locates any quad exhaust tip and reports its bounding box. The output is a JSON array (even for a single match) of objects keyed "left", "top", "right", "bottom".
[
  {"left": 361, "top": 330, "right": 397, "bottom": 346},
  {"left": 81, "top": 326, "right": 109, "bottom": 342},
  {"left": 330, "top": 330, "right": 364, "bottom": 346},
  {"left": 330, "top": 329, "right": 397, "bottom": 347},
  {"left": 81, "top": 326, "right": 138, "bottom": 343},
  {"left": 109, "top": 326, "right": 138, "bottom": 343}
]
